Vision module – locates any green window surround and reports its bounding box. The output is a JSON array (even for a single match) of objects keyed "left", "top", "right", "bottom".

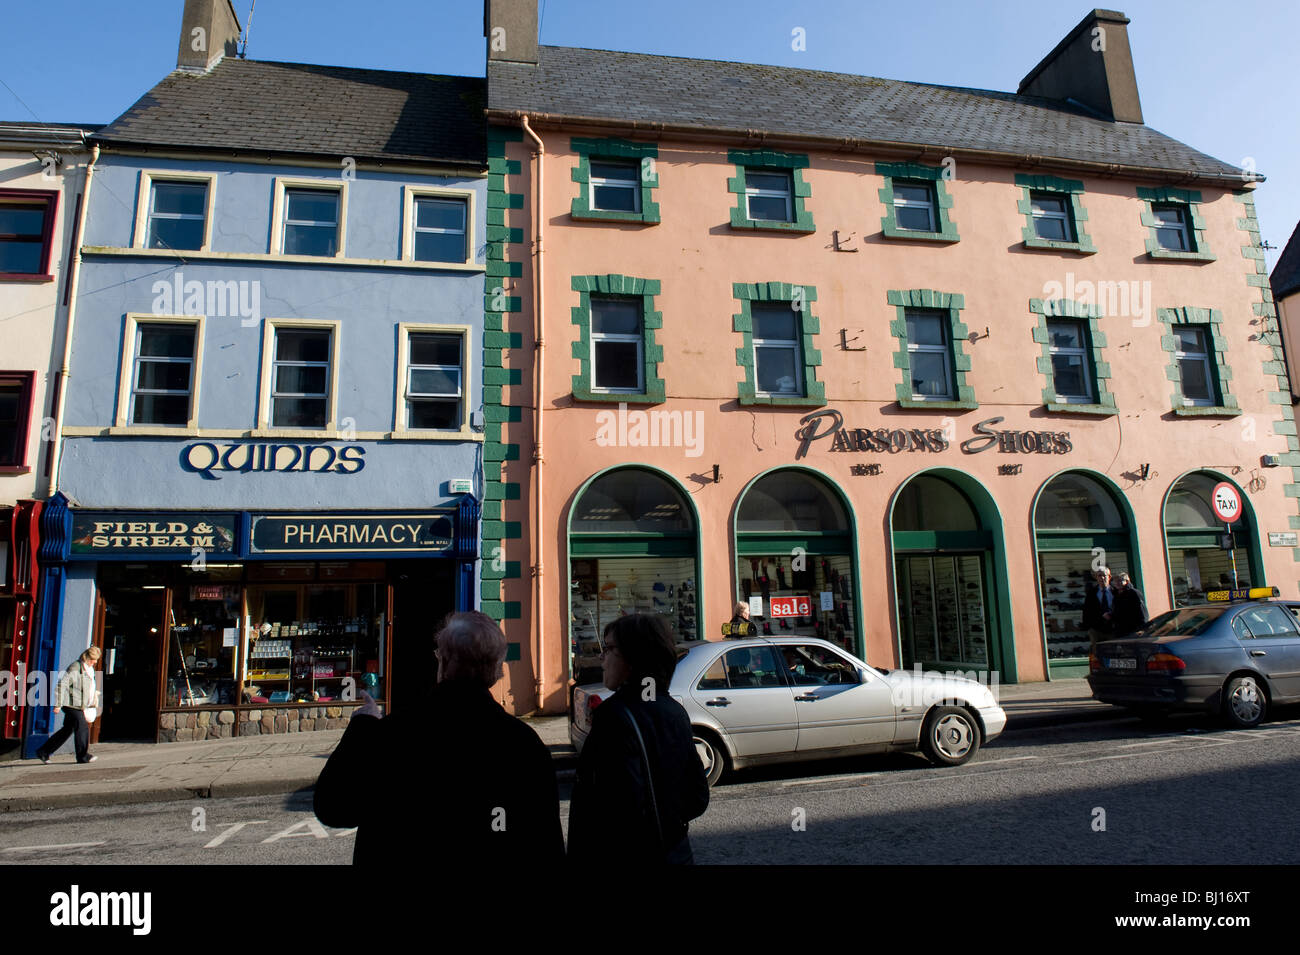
[
  {"left": 1157, "top": 306, "right": 1239, "bottom": 417},
  {"left": 876, "top": 162, "right": 959, "bottom": 243},
  {"left": 1138, "top": 186, "right": 1215, "bottom": 262},
  {"left": 1029, "top": 298, "right": 1116, "bottom": 415},
  {"left": 571, "top": 274, "right": 665, "bottom": 404},
  {"left": 570, "top": 137, "right": 660, "bottom": 224},
  {"left": 727, "top": 149, "right": 815, "bottom": 233},
  {"left": 733, "top": 281, "right": 825, "bottom": 407},
  {"left": 1015, "top": 174, "right": 1096, "bottom": 254},
  {"left": 887, "top": 289, "right": 976, "bottom": 409}
]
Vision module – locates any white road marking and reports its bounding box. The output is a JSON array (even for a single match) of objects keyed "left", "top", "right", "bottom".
[
  {"left": 2, "top": 841, "right": 106, "bottom": 853},
  {"left": 203, "top": 820, "right": 268, "bottom": 848}
]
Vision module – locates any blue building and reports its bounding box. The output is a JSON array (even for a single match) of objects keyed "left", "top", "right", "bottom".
[{"left": 28, "top": 0, "right": 488, "bottom": 749}]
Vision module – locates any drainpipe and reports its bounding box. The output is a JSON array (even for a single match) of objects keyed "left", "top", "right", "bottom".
[
  {"left": 49, "top": 143, "right": 99, "bottom": 494},
  {"left": 520, "top": 115, "right": 545, "bottom": 712}
]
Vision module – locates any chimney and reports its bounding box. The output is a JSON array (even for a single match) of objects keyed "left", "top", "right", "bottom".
[
  {"left": 177, "top": 0, "right": 242, "bottom": 72},
  {"left": 1019, "top": 9, "right": 1143, "bottom": 124},
  {"left": 484, "top": 0, "right": 538, "bottom": 66}
]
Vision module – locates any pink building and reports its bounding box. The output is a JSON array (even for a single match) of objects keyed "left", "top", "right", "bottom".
[{"left": 479, "top": 4, "right": 1294, "bottom": 715}]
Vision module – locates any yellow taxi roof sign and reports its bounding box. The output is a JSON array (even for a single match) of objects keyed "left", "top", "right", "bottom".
[{"left": 1206, "top": 586, "right": 1279, "bottom": 602}]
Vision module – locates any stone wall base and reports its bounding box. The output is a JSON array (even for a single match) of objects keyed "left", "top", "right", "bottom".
[{"left": 157, "top": 705, "right": 367, "bottom": 742}]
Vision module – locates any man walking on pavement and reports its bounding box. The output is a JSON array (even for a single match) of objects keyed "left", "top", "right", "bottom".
[
  {"left": 1083, "top": 567, "right": 1118, "bottom": 653},
  {"left": 36, "top": 647, "right": 101, "bottom": 764}
]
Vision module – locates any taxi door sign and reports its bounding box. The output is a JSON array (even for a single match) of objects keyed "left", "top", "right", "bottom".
[
  {"left": 769, "top": 595, "right": 811, "bottom": 618},
  {"left": 1212, "top": 482, "right": 1242, "bottom": 524}
]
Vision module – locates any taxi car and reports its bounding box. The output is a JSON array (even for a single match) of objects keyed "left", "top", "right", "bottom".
[
  {"left": 1087, "top": 587, "right": 1300, "bottom": 728},
  {"left": 570, "top": 635, "right": 1005, "bottom": 786}
]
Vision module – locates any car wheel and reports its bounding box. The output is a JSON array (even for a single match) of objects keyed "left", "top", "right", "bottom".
[
  {"left": 920, "top": 706, "right": 981, "bottom": 767},
  {"left": 693, "top": 731, "right": 726, "bottom": 787},
  {"left": 1222, "top": 675, "right": 1266, "bottom": 729}
]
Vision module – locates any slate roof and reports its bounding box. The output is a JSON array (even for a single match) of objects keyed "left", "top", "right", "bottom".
[
  {"left": 488, "top": 46, "right": 1246, "bottom": 182},
  {"left": 1273, "top": 221, "right": 1300, "bottom": 301},
  {"left": 94, "top": 58, "right": 485, "bottom": 166}
]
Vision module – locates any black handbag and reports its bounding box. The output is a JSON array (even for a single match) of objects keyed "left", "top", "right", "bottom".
[{"left": 618, "top": 704, "right": 664, "bottom": 855}]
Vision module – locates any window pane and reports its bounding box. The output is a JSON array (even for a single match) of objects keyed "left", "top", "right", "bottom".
[
  {"left": 1152, "top": 206, "right": 1185, "bottom": 228},
  {"left": 591, "top": 182, "right": 639, "bottom": 212},
  {"left": 152, "top": 182, "right": 207, "bottom": 217},
  {"left": 286, "top": 190, "right": 338, "bottom": 224},
  {"left": 409, "top": 367, "right": 460, "bottom": 396},
  {"left": 0, "top": 385, "right": 23, "bottom": 464},
  {"left": 894, "top": 184, "right": 933, "bottom": 205},
  {"left": 752, "top": 305, "right": 797, "bottom": 341},
  {"left": 910, "top": 352, "right": 951, "bottom": 398},
  {"left": 1179, "top": 357, "right": 1212, "bottom": 401},
  {"left": 1175, "top": 327, "right": 1205, "bottom": 354},
  {"left": 756, "top": 346, "right": 799, "bottom": 394},
  {"left": 896, "top": 205, "right": 934, "bottom": 231},
  {"left": 133, "top": 393, "right": 189, "bottom": 426},
  {"left": 1156, "top": 227, "right": 1188, "bottom": 251},
  {"left": 1033, "top": 215, "right": 1070, "bottom": 242},
  {"left": 276, "top": 330, "right": 330, "bottom": 362},
  {"left": 147, "top": 216, "right": 206, "bottom": 251},
  {"left": 284, "top": 224, "right": 338, "bottom": 257},
  {"left": 415, "top": 198, "right": 465, "bottom": 231},
  {"left": 139, "top": 324, "right": 195, "bottom": 358},
  {"left": 408, "top": 398, "right": 460, "bottom": 430},
  {"left": 747, "top": 194, "right": 790, "bottom": 221},
  {"left": 591, "top": 299, "right": 641, "bottom": 335},
  {"left": 414, "top": 230, "right": 466, "bottom": 262},
  {"left": 1051, "top": 354, "right": 1089, "bottom": 398},
  {"left": 722, "top": 647, "right": 784, "bottom": 688},
  {"left": 1048, "top": 320, "right": 1083, "bottom": 349},
  {"left": 745, "top": 171, "right": 791, "bottom": 193},
  {"left": 593, "top": 340, "right": 641, "bottom": 389},
  {"left": 409, "top": 334, "right": 460, "bottom": 366},
  {"left": 0, "top": 242, "right": 44, "bottom": 274},
  {"left": 136, "top": 360, "right": 192, "bottom": 393},
  {"left": 590, "top": 161, "right": 637, "bottom": 184},
  {"left": 272, "top": 396, "right": 327, "bottom": 428},
  {"left": 275, "top": 365, "right": 328, "bottom": 395},
  {"left": 0, "top": 205, "right": 46, "bottom": 235},
  {"left": 1030, "top": 195, "right": 1068, "bottom": 217},
  {"left": 906, "top": 311, "right": 946, "bottom": 346}
]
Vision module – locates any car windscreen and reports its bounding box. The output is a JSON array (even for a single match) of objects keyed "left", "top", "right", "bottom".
[{"left": 1139, "top": 606, "right": 1228, "bottom": 638}]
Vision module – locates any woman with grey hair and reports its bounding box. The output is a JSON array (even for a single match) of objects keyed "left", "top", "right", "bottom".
[
  {"left": 37, "top": 646, "right": 101, "bottom": 764},
  {"left": 314, "top": 611, "right": 563, "bottom": 865}
]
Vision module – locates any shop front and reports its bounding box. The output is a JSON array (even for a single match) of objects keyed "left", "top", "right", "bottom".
[
  {"left": 34, "top": 497, "right": 476, "bottom": 743},
  {"left": 1163, "top": 471, "right": 1262, "bottom": 606},
  {"left": 2, "top": 500, "right": 41, "bottom": 742}
]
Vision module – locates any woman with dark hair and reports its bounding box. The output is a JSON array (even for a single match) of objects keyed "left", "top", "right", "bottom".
[{"left": 568, "top": 614, "right": 710, "bottom": 864}]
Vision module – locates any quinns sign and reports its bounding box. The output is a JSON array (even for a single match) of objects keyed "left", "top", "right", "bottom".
[{"left": 795, "top": 410, "right": 1072, "bottom": 459}]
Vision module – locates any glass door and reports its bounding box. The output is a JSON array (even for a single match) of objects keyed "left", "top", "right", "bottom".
[{"left": 897, "top": 553, "right": 988, "bottom": 669}]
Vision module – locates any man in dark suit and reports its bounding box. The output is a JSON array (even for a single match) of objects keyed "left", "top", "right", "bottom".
[
  {"left": 1082, "top": 567, "right": 1118, "bottom": 652},
  {"left": 1112, "top": 572, "right": 1150, "bottom": 638}
]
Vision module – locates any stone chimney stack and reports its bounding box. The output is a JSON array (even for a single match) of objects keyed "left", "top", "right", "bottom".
[
  {"left": 484, "top": 0, "right": 539, "bottom": 66},
  {"left": 1019, "top": 9, "right": 1144, "bottom": 124},
  {"left": 177, "top": 0, "right": 242, "bottom": 72}
]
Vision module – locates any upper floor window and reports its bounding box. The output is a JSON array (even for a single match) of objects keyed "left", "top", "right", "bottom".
[
  {"left": 905, "top": 309, "right": 954, "bottom": 401},
  {"left": 0, "top": 191, "right": 56, "bottom": 279},
  {"left": 1030, "top": 192, "right": 1075, "bottom": 243},
  {"left": 131, "top": 322, "right": 197, "bottom": 426},
  {"left": 0, "top": 372, "right": 35, "bottom": 469},
  {"left": 744, "top": 169, "right": 794, "bottom": 223},
  {"left": 413, "top": 197, "right": 468, "bottom": 263},
  {"left": 752, "top": 303, "right": 804, "bottom": 397},
  {"left": 590, "top": 296, "right": 644, "bottom": 393},
  {"left": 571, "top": 138, "right": 661, "bottom": 224},
  {"left": 147, "top": 181, "right": 208, "bottom": 251},
  {"left": 283, "top": 189, "right": 340, "bottom": 257},
  {"left": 271, "top": 327, "right": 332, "bottom": 427},
  {"left": 1152, "top": 204, "right": 1192, "bottom": 252},
  {"left": 405, "top": 331, "right": 464, "bottom": 429},
  {"left": 589, "top": 161, "right": 641, "bottom": 214},
  {"left": 893, "top": 181, "right": 938, "bottom": 233},
  {"left": 1047, "top": 318, "right": 1094, "bottom": 403},
  {"left": 1173, "top": 326, "right": 1215, "bottom": 406}
]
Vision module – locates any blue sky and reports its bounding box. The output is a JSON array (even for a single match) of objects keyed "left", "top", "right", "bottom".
[{"left": 3, "top": 0, "right": 1296, "bottom": 267}]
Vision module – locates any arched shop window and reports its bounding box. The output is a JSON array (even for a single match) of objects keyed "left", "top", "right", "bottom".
[
  {"left": 1034, "top": 471, "right": 1136, "bottom": 670},
  {"left": 1164, "top": 472, "right": 1258, "bottom": 606},
  {"left": 568, "top": 468, "right": 699, "bottom": 684},
  {"left": 892, "top": 475, "right": 992, "bottom": 672},
  {"left": 734, "top": 470, "right": 858, "bottom": 655}
]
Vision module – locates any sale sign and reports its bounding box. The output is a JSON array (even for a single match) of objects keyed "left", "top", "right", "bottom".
[{"left": 769, "top": 595, "right": 811, "bottom": 618}]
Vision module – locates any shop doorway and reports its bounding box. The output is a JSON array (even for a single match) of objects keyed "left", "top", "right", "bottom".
[
  {"left": 389, "top": 560, "right": 456, "bottom": 715},
  {"left": 95, "top": 585, "right": 166, "bottom": 742},
  {"left": 1163, "top": 472, "right": 1262, "bottom": 606},
  {"left": 890, "top": 471, "right": 1013, "bottom": 679}
]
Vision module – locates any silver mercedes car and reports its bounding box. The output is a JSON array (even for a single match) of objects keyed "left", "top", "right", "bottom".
[{"left": 570, "top": 636, "right": 1006, "bottom": 785}]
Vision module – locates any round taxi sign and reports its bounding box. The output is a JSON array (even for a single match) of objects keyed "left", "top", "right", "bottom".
[{"left": 1211, "top": 482, "right": 1242, "bottom": 523}]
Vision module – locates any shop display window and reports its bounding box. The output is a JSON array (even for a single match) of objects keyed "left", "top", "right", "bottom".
[
  {"left": 166, "top": 565, "right": 242, "bottom": 706},
  {"left": 734, "top": 553, "right": 855, "bottom": 654},
  {"left": 1037, "top": 552, "right": 1130, "bottom": 660},
  {"left": 897, "top": 554, "right": 986, "bottom": 667},
  {"left": 1169, "top": 548, "right": 1249, "bottom": 607}
]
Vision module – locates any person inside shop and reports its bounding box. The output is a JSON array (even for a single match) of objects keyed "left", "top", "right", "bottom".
[
  {"left": 1112, "top": 573, "right": 1149, "bottom": 639},
  {"left": 37, "top": 646, "right": 102, "bottom": 764},
  {"left": 1082, "top": 567, "right": 1118, "bottom": 652},
  {"left": 313, "top": 611, "right": 563, "bottom": 866},
  {"left": 726, "top": 601, "right": 752, "bottom": 637}
]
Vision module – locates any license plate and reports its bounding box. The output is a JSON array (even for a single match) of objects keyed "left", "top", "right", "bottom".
[{"left": 1106, "top": 658, "right": 1136, "bottom": 670}]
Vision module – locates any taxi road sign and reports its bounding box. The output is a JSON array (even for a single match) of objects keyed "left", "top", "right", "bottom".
[{"left": 1211, "top": 482, "right": 1242, "bottom": 524}]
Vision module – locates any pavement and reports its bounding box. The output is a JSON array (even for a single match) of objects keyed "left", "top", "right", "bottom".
[{"left": 0, "top": 678, "right": 1115, "bottom": 813}]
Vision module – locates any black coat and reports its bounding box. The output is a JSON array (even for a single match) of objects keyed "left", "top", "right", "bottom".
[
  {"left": 313, "top": 678, "right": 563, "bottom": 866},
  {"left": 1112, "top": 586, "right": 1149, "bottom": 637},
  {"left": 568, "top": 683, "right": 709, "bottom": 864},
  {"left": 1082, "top": 583, "right": 1118, "bottom": 633}
]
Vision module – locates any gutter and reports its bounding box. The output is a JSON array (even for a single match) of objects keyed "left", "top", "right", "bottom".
[
  {"left": 520, "top": 115, "right": 546, "bottom": 713},
  {"left": 49, "top": 143, "right": 99, "bottom": 494},
  {"left": 485, "top": 108, "right": 1261, "bottom": 188}
]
